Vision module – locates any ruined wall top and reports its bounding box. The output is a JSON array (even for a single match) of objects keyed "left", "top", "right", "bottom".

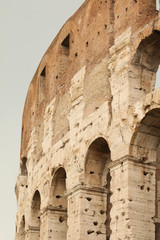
[{"left": 21, "top": 0, "right": 159, "bottom": 158}]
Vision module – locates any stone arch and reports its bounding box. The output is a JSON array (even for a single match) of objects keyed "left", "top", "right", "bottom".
[
  {"left": 30, "top": 190, "right": 41, "bottom": 239},
  {"left": 85, "top": 137, "right": 111, "bottom": 188},
  {"left": 48, "top": 167, "right": 67, "bottom": 240},
  {"left": 84, "top": 137, "right": 112, "bottom": 239},
  {"left": 129, "top": 31, "right": 160, "bottom": 103},
  {"left": 129, "top": 108, "right": 160, "bottom": 239},
  {"left": 130, "top": 108, "right": 160, "bottom": 161},
  {"left": 51, "top": 167, "right": 67, "bottom": 209}
]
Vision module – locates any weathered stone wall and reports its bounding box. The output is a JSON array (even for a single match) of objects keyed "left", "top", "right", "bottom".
[{"left": 15, "top": 0, "right": 160, "bottom": 239}]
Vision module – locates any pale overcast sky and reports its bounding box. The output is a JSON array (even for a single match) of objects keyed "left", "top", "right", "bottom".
[{"left": 0, "top": 1, "right": 84, "bottom": 239}]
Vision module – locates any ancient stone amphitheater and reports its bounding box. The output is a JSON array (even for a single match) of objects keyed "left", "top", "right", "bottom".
[{"left": 15, "top": 0, "right": 160, "bottom": 239}]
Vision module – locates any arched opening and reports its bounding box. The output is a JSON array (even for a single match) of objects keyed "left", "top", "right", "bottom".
[
  {"left": 50, "top": 167, "right": 67, "bottom": 240},
  {"left": 21, "top": 157, "right": 28, "bottom": 176},
  {"left": 84, "top": 137, "right": 111, "bottom": 239},
  {"left": 85, "top": 137, "right": 111, "bottom": 187},
  {"left": 52, "top": 168, "right": 67, "bottom": 209},
  {"left": 130, "top": 108, "right": 160, "bottom": 239},
  {"left": 59, "top": 34, "right": 70, "bottom": 77},
  {"left": 39, "top": 66, "right": 46, "bottom": 104},
  {"left": 30, "top": 190, "right": 41, "bottom": 239},
  {"left": 129, "top": 31, "right": 160, "bottom": 103}
]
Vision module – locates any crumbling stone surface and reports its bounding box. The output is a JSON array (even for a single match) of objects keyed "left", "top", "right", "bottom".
[{"left": 15, "top": 0, "right": 160, "bottom": 239}]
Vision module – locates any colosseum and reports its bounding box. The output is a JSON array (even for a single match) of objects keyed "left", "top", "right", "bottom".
[{"left": 15, "top": 0, "right": 160, "bottom": 239}]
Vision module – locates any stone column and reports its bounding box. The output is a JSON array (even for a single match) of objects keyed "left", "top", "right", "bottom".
[
  {"left": 40, "top": 206, "right": 67, "bottom": 240},
  {"left": 67, "top": 185, "right": 107, "bottom": 240},
  {"left": 25, "top": 226, "right": 40, "bottom": 240},
  {"left": 109, "top": 156, "right": 156, "bottom": 240}
]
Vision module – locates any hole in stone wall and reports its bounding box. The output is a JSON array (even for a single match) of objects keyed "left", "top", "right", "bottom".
[
  {"left": 140, "top": 185, "right": 144, "bottom": 190},
  {"left": 56, "top": 195, "right": 62, "bottom": 199},
  {"left": 87, "top": 230, "right": 94, "bottom": 234},
  {"left": 100, "top": 210, "right": 105, "bottom": 214},
  {"left": 75, "top": 52, "right": 78, "bottom": 57},
  {"left": 86, "top": 197, "right": 92, "bottom": 201},
  {"left": 96, "top": 231, "right": 102, "bottom": 235},
  {"left": 90, "top": 171, "right": 94, "bottom": 175},
  {"left": 61, "top": 35, "right": 70, "bottom": 48},
  {"left": 59, "top": 216, "right": 64, "bottom": 223},
  {"left": 40, "top": 66, "right": 46, "bottom": 77},
  {"left": 143, "top": 171, "right": 148, "bottom": 176},
  {"left": 93, "top": 221, "right": 98, "bottom": 226},
  {"left": 59, "top": 34, "right": 70, "bottom": 77},
  {"left": 21, "top": 157, "right": 28, "bottom": 176},
  {"left": 39, "top": 66, "right": 46, "bottom": 104}
]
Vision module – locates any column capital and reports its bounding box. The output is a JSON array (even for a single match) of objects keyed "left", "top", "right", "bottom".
[
  {"left": 41, "top": 205, "right": 67, "bottom": 217},
  {"left": 109, "top": 155, "right": 157, "bottom": 170},
  {"left": 27, "top": 225, "right": 40, "bottom": 232},
  {"left": 66, "top": 184, "right": 108, "bottom": 198}
]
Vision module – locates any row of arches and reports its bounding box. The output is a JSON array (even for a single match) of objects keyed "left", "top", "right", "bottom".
[
  {"left": 17, "top": 138, "right": 111, "bottom": 239},
  {"left": 17, "top": 108, "right": 160, "bottom": 239}
]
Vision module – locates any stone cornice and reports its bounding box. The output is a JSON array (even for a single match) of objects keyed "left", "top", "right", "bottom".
[
  {"left": 66, "top": 184, "right": 108, "bottom": 198},
  {"left": 41, "top": 205, "right": 67, "bottom": 216},
  {"left": 109, "top": 155, "right": 157, "bottom": 170}
]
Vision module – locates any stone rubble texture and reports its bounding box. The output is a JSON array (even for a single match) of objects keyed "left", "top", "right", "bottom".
[{"left": 15, "top": 0, "right": 160, "bottom": 239}]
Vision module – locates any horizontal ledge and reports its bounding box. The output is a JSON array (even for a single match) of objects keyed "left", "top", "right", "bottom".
[
  {"left": 66, "top": 184, "right": 108, "bottom": 197},
  {"left": 28, "top": 226, "right": 40, "bottom": 232},
  {"left": 41, "top": 205, "right": 67, "bottom": 214}
]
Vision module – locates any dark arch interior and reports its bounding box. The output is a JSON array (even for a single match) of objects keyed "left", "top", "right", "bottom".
[
  {"left": 130, "top": 108, "right": 160, "bottom": 159},
  {"left": 50, "top": 168, "right": 68, "bottom": 240},
  {"left": 129, "top": 31, "right": 160, "bottom": 104},
  {"left": 52, "top": 167, "right": 67, "bottom": 209},
  {"left": 132, "top": 31, "right": 160, "bottom": 73},
  {"left": 31, "top": 190, "right": 41, "bottom": 228},
  {"left": 85, "top": 137, "right": 110, "bottom": 187},
  {"left": 85, "top": 137, "right": 111, "bottom": 239},
  {"left": 130, "top": 108, "right": 160, "bottom": 240}
]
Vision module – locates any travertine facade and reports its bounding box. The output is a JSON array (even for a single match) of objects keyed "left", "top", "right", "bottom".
[{"left": 15, "top": 1, "right": 160, "bottom": 239}]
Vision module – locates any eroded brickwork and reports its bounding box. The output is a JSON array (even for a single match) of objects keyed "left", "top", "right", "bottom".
[{"left": 15, "top": 0, "right": 160, "bottom": 239}]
